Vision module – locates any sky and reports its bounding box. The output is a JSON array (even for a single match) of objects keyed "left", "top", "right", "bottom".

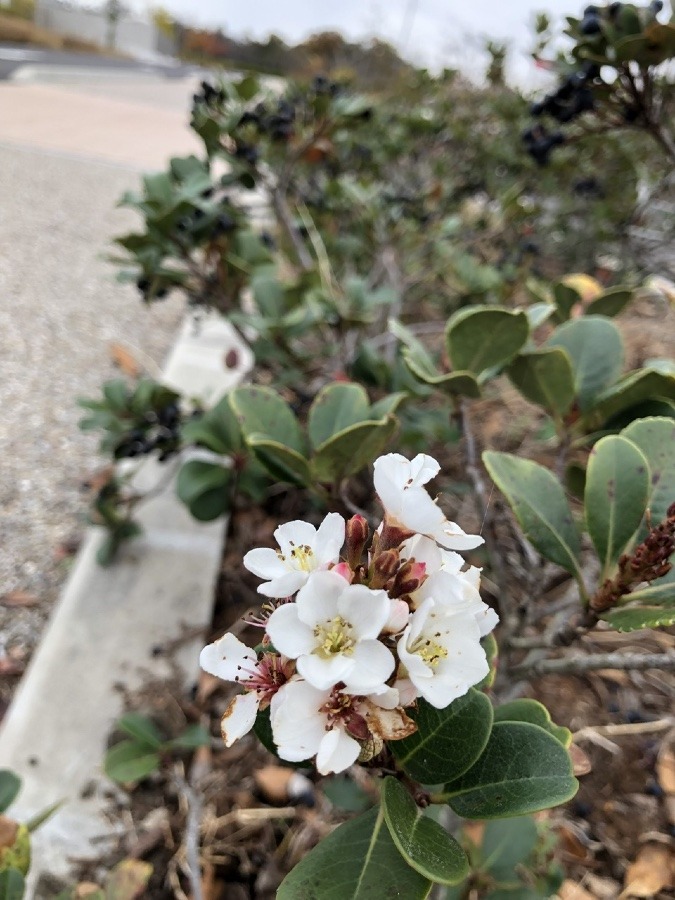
[{"left": 125, "top": 0, "right": 587, "bottom": 85}]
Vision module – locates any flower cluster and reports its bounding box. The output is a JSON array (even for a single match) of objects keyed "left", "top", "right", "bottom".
[{"left": 200, "top": 453, "right": 498, "bottom": 775}]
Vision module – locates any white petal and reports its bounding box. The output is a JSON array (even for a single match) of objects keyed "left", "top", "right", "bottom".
[
  {"left": 338, "top": 585, "right": 391, "bottom": 640},
  {"left": 220, "top": 692, "right": 259, "bottom": 746},
  {"left": 297, "top": 652, "right": 354, "bottom": 691},
  {"left": 475, "top": 605, "right": 500, "bottom": 637},
  {"left": 393, "top": 677, "right": 420, "bottom": 707},
  {"left": 417, "top": 570, "right": 467, "bottom": 609},
  {"left": 266, "top": 604, "right": 315, "bottom": 658},
  {"left": 439, "top": 548, "right": 465, "bottom": 574},
  {"left": 399, "top": 488, "right": 446, "bottom": 534},
  {"left": 257, "top": 570, "right": 308, "bottom": 598},
  {"left": 274, "top": 520, "right": 318, "bottom": 557},
  {"left": 366, "top": 685, "right": 400, "bottom": 709},
  {"left": 384, "top": 599, "right": 410, "bottom": 634},
  {"left": 459, "top": 564, "right": 482, "bottom": 588},
  {"left": 294, "top": 570, "right": 343, "bottom": 628},
  {"left": 314, "top": 513, "right": 346, "bottom": 565},
  {"left": 414, "top": 672, "right": 472, "bottom": 709},
  {"left": 200, "top": 632, "right": 257, "bottom": 682},
  {"left": 316, "top": 728, "right": 361, "bottom": 775},
  {"left": 409, "top": 453, "right": 440, "bottom": 487},
  {"left": 433, "top": 522, "right": 484, "bottom": 551},
  {"left": 271, "top": 681, "right": 328, "bottom": 761},
  {"left": 243, "top": 547, "right": 288, "bottom": 579},
  {"left": 373, "top": 454, "right": 408, "bottom": 516},
  {"left": 342, "top": 640, "right": 395, "bottom": 693},
  {"left": 401, "top": 535, "right": 443, "bottom": 571}
]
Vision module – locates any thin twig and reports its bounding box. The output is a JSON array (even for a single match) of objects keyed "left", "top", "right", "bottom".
[
  {"left": 511, "top": 650, "right": 675, "bottom": 678},
  {"left": 173, "top": 766, "right": 204, "bottom": 900},
  {"left": 573, "top": 716, "right": 675, "bottom": 742}
]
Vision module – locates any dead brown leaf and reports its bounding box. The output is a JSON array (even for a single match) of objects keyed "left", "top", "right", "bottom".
[
  {"left": 255, "top": 765, "right": 294, "bottom": 804},
  {"left": 0, "top": 815, "right": 18, "bottom": 849},
  {"left": 110, "top": 342, "right": 141, "bottom": 378},
  {"left": 569, "top": 743, "right": 593, "bottom": 776},
  {"left": 557, "top": 879, "right": 596, "bottom": 900},
  {"left": 0, "top": 590, "right": 38, "bottom": 608},
  {"left": 558, "top": 824, "right": 593, "bottom": 863},
  {"left": 621, "top": 843, "right": 675, "bottom": 897},
  {"left": 656, "top": 733, "right": 675, "bottom": 795}
]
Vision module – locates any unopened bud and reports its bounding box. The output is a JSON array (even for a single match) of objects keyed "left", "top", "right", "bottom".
[
  {"left": 331, "top": 561, "right": 354, "bottom": 583},
  {"left": 371, "top": 549, "right": 400, "bottom": 588},
  {"left": 391, "top": 560, "right": 427, "bottom": 598},
  {"left": 346, "top": 515, "right": 369, "bottom": 568}
]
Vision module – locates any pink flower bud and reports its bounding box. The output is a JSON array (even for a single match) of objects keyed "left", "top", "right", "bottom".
[
  {"left": 331, "top": 561, "right": 354, "bottom": 583},
  {"left": 346, "top": 514, "right": 369, "bottom": 568},
  {"left": 383, "top": 599, "right": 411, "bottom": 634},
  {"left": 391, "top": 560, "right": 427, "bottom": 598},
  {"left": 370, "top": 548, "right": 400, "bottom": 588}
]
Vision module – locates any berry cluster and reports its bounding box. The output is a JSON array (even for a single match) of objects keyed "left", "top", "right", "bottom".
[
  {"left": 114, "top": 402, "right": 182, "bottom": 462},
  {"left": 193, "top": 79, "right": 226, "bottom": 109},
  {"left": 522, "top": 124, "right": 565, "bottom": 166},
  {"left": 239, "top": 98, "right": 297, "bottom": 142}
]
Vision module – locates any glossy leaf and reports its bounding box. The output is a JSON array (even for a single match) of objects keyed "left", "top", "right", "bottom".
[
  {"left": 176, "top": 460, "right": 232, "bottom": 521},
  {"left": 382, "top": 777, "right": 469, "bottom": 885},
  {"left": 0, "top": 773, "right": 20, "bottom": 815},
  {"left": 483, "top": 452, "right": 582, "bottom": 578},
  {"left": 585, "top": 435, "right": 650, "bottom": 574},
  {"left": 507, "top": 348, "right": 575, "bottom": 418},
  {"left": 181, "top": 396, "right": 242, "bottom": 454},
  {"left": 229, "top": 385, "right": 305, "bottom": 453},
  {"left": 446, "top": 308, "right": 529, "bottom": 376},
  {"left": 247, "top": 436, "right": 311, "bottom": 486},
  {"left": 312, "top": 418, "right": 397, "bottom": 483},
  {"left": 587, "top": 370, "right": 675, "bottom": 427},
  {"left": 493, "top": 699, "right": 571, "bottom": 747},
  {"left": 443, "top": 722, "right": 578, "bottom": 819},
  {"left": 0, "top": 871, "right": 24, "bottom": 900},
  {"left": 390, "top": 689, "right": 493, "bottom": 783},
  {"left": 104, "top": 740, "right": 161, "bottom": 783},
  {"left": 602, "top": 603, "right": 675, "bottom": 631},
  {"left": 585, "top": 287, "right": 633, "bottom": 318},
  {"left": 391, "top": 318, "right": 481, "bottom": 397},
  {"left": 552, "top": 282, "right": 580, "bottom": 321},
  {"left": 548, "top": 316, "right": 624, "bottom": 411},
  {"left": 308, "top": 383, "right": 371, "bottom": 449},
  {"left": 621, "top": 417, "right": 675, "bottom": 522},
  {"left": 277, "top": 806, "right": 432, "bottom": 899}
]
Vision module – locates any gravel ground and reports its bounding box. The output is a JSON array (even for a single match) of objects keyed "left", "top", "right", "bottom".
[{"left": 0, "top": 143, "right": 183, "bottom": 661}]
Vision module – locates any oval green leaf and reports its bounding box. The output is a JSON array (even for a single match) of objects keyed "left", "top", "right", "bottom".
[
  {"left": 390, "top": 689, "right": 493, "bottom": 784},
  {"left": 312, "top": 417, "right": 397, "bottom": 483},
  {"left": 479, "top": 815, "right": 539, "bottom": 881},
  {"left": 308, "top": 383, "right": 371, "bottom": 449},
  {"left": 443, "top": 722, "right": 578, "bottom": 819},
  {"left": 493, "top": 699, "right": 571, "bottom": 747},
  {"left": 446, "top": 308, "right": 529, "bottom": 375},
  {"left": 176, "top": 460, "right": 232, "bottom": 521},
  {"left": 586, "top": 370, "right": 675, "bottom": 428},
  {"left": 229, "top": 385, "right": 305, "bottom": 453},
  {"left": 248, "top": 436, "right": 311, "bottom": 486},
  {"left": 104, "top": 740, "right": 161, "bottom": 783},
  {"left": 117, "top": 713, "right": 164, "bottom": 750},
  {"left": 381, "top": 777, "right": 469, "bottom": 885},
  {"left": 548, "top": 316, "right": 624, "bottom": 411},
  {"left": 585, "top": 287, "right": 633, "bottom": 318},
  {"left": 483, "top": 452, "right": 582, "bottom": 578},
  {"left": 585, "top": 435, "right": 650, "bottom": 575},
  {"left": 277, "top": 806, "right": 432, "bottom": 900},
  {"left": 0, "top": 771, "right": 21, "bottom": 814},
  {"left": 621, "top": 417, "right": 675, "bottom": 523},
  {"left": 507, "top": 348, "right": 575, "bottom": 418}
]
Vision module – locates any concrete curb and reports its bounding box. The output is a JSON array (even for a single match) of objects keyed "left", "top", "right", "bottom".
[{"left": 0, "top": 313, "right": 252, "bottom": 892}]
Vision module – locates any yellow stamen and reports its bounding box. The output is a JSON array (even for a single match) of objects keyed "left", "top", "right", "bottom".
[{"left": 313, "top": 616, "right": 355, "bottom": 657}]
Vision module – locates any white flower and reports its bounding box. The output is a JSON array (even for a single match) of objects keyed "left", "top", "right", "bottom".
[
  {"left": 200, "top": 632, "right": 291, "bottom": 746},
  {"left": 266, "top": 570, "right": 395, "bottom": 693},
  {"left": 398, "top": 597, "right": 489, "bottom": 708},
  {"left": 270, "top": 680, "right": 409, "bottom": 774},
  {"left": 402, "top": 536, "right": 499, "bottom": 637},
  {"left": 243, "top": 513, "right": 345, "bottom": 597},
  {"left": 373, "top": 453, "right": 483, "bottom": 551}
]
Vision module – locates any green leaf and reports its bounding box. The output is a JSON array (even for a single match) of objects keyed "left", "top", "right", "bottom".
[
  {"left": 277, "top": 806, "right": 432, "bottom": 900},
  {"left": 478, "top": 633, "right": 499, "bottom": 689},
  {"left": 312, "top": 418, "right": 397, "bottom": 483},
  {"left": 322, "top": 776, "right": 373, "bottom": 812},
  {"left": 507, "top": 348, "right": 575, "bottom": 418},
  {"left": 483, "top": 452, "right": 582, "bottom": 578},
  {"left": 169, "top": 724, "right": 211, "bottom": 749},
  {"left": 381, "top": 777, "right": 469, "bottom": 885},
  {"left": 181, "top": 396, "right": 242, "bottom": 454},
  {"left": 602, "top": 604, "right": 675, "bottom": 631},
  {"left": 390, "top": 689, "right": 493, "bottom": 784},
  {"left": 390, "top": 319, "right": 480, "bottom": 397},
  {"left": 176, "top": 460, "right": 232, "bottom": 521},
  {"left": 103, "top": 379, "right": 130, "bottom": 413},
  {"left": 229, "top": 386, "right": 305, "bottom": 453},
  {"left": 586, "top": 370, "right": 675, "bottom": 428},
  {"left": 525, "top": 302, "right": 556, "bottom": 330},
  {"left": 552, "top": 282, "right": 580, "bottom": 322},
  {"left": 369, "top": 392, "right": 408, "bottom": 418},
  {"left": 585, "top": 287, "right": 633, "bottom": 318},
  {"left": 443, "top": 722, "right": 578, "bottom": 819},
  {"left": 621, "top": 417, "right": 675, "bottom": 522},
  {"left": 0, "top": 871, "right": 25, "bottom": 900},
  {"left": 446, "top": 308, "right": 529, "bottom": 376},
  {"left": 104, "top": 740, "right": 161, "bottom": 783},
  {"left": 0, "top": 772, "right": 20, "bottom": 814},
  {"left": 117, "top": 713, "right": 164, "bottom": 750},
  {"left": 308, "top": 383, "right": 371, "bottom": 449},
  {"left": 493, "top": 700, "right": 571, "bottom": 747},
  {"left": 548, "top": 316, "right": 624, "bottom": 412},
  {"left": 480, "top": 816, "right": 539, "bottom": 882},
  {"left": 248, "top": 436, "right": 311, "bottom": 486},
  {"left": 585, "top": 435, "right": 650, "bottom": 575}
]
